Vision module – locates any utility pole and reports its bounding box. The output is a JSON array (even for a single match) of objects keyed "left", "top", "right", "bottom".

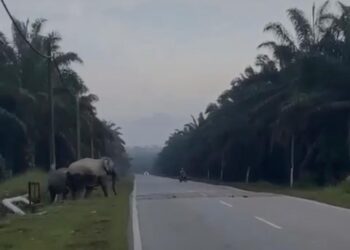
[
  {"left": 90, "top": 123, "right": 94, "bottom": 158},
  {"left": 290, "top": 134, "right": 295, "bottom": 188},
  {"left": 76, "top": 94, "right": 81, "bottom": 160},
  {"left": 48, "top": 43, "right": 56, "bottom": 170}
]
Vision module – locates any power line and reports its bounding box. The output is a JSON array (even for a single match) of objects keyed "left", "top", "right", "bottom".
[
  {"left": 0, "top": 0, "right": 50, "bottom": 59},
  {"left": 1, "top": 0, "right": 67, "bottom": 85}
]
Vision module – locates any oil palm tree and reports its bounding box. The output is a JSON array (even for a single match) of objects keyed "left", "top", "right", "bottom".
[{"left": 258, "top": 1, "right": 332, "bottom": 67}]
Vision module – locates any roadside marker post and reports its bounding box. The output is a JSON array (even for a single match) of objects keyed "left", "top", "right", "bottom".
[{"left": 28, "top": 182, "right": 41, "bottom": 213}]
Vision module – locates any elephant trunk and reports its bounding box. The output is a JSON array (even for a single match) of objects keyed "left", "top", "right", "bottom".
[{"left": 111, "top": 171, "right": 118, "bottom": 196}]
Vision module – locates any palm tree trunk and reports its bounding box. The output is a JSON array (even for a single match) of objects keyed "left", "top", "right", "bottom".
[
  {"left": 220, "top": 151, "right": 225, "bottom": 181},
  {"left": 348, "top": 114, "right": 350, "bottom": 160},
  {"left": 290, "top": 134, "right": 295, "bottom": 188},
  {"left": 90, "top": 137, "right": 94, "bottom": 158},
  {"left": 76, "top": 95, "right": 81, "bottom": 160},
  {"left": 245, "top": 166, "right": 251, "bottom": 184},
  {"left": 48, "top": 44, "right": 56, "bottom": 170},
  {"left": 90, "top": 123, "right": 94, "bottom": 158},
  {"left": 298, "top": 137, "right": 319, "bottom": 179}
]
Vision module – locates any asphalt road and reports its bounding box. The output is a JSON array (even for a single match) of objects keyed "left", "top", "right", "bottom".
[{"left": 135, "top": 175, "right": 350, "bottom": 250}]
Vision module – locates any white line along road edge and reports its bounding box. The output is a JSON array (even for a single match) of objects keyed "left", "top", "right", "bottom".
[
  {"left": 132, "top": 178, "right": 142, "bottom": 250},
  {"left": 254, "top": 216, "right": 282, "bottom": 230}
]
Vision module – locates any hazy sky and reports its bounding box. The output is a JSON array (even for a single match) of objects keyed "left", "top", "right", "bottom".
[{"left": 0, "top": 0, "right": 335, "bottom": 146}]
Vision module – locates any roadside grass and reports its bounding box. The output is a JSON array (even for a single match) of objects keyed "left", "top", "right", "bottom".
[
  {"left": 0, "top": 170, "right": 47, "bottom": 200},
  {"left": 234, "top": 181, "right": 350, "bottom": 209},
  {"left": 0, "top": 171, "right": 133, "bottom": 250}
]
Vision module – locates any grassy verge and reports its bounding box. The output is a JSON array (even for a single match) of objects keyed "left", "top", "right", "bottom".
[
  {"left": 0, "top": 172, "right": 133, "bottom": 250},
  {"left": 0, "top": 170, "right": 47, "bottom": 200},
  {"left": 234, "top": 181, "right": 350, "bottom": 209}
]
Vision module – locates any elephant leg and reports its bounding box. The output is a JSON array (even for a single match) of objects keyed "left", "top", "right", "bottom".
[
  {"left": 62, "top": 188, "right": 69, "bottom": 200},
  {"left": 67, "top": 173, "right": 85, "bottom": 200},
  {"left": 84, "top": 186, "right": 94, "bottom": 198},
  {"left": 98, "top": 177, "right": 108, "bottom": 197},
  {"left": 48, "top": 186, "right": 56, "bottom": 203},
  {"left": 56, "top": 194, "right": 62, "bottom": 202},
  {"left": 83, "top": 174, "right": 97, "bottom": 199},
  {"left": 71, "top": 190, "right": 77, "bottom": 200},
  {"left": 69, "top": 183, "right": 79, "bottom": 200}
]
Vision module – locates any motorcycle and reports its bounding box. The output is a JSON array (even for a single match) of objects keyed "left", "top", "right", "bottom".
[{"left": 179, "top": 174, "right": 188, "bottom": 182}]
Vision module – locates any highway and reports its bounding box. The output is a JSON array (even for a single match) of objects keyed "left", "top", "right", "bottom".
[{"left": 134, "top": 175, "right": 350, "bottom": 250}]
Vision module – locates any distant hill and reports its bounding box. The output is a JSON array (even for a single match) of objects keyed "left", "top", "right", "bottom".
[{"left": 127, "top": 146, "right": 162, "bottom": 174}]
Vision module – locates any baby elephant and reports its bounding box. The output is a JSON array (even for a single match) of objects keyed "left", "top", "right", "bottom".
[
  {"left": 47, "top": 168, "right": 69, "bottom": 203},
  {"left": 66, "top": 157, "right": 118, "bottom": 199}
]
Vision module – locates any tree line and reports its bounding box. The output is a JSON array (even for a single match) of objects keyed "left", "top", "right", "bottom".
[
  {"left": 155, "top": 1, "right": 350, "bottom": 186},
  {"left": 0, "top": 17, "right": 129, "bottom": 178}
]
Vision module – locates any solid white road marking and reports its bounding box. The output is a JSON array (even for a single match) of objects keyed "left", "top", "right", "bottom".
[
  {"left": 254, "top": 216, "right": 282, "bottom": 230},
  {"left": 220, "top": 200, "right": 233, "bottom": 208},
  {"left": 132, "top": 179, "right": 143, "bottom": 250}
]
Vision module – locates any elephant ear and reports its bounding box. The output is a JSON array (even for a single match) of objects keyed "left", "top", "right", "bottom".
[{"left": 102, "top": 158, "right": 114, "bottom": 174}]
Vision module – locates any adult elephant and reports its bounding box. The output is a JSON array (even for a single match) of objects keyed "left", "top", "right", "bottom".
[
  {"left": 66, "top": 157, "right": 118, "bottom": 199},
  {"left": 47, "top": 168, "right": 69, "bottom": 203}
]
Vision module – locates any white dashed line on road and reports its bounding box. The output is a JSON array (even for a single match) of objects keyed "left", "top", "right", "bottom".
[
  {"left": 254, "top": 216, "right": 282, "bottom": 230},
  {"left": 220, "top": 200, "right": 233, "bottom": 208}
]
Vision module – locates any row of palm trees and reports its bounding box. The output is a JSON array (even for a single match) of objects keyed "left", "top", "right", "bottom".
[
  {"left": 0, "top": 18, "right": 129, "bottom": 178},
  {"left": 155, "top": 1, "right": 350, "bottom": 186}
]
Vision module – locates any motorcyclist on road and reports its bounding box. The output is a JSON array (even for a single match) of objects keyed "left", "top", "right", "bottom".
[{"left": 180, "top": 168, "right": 186, "bottom": 178}]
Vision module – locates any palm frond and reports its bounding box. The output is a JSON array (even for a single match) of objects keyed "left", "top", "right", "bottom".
[
  {"left": 263, "top": 22, "right": 296, "bottom": 48},
  {"left": 0, "top": 31, "right": 8, "bottom": 45},
  {"left": 287, "top": 8, "right": 313, "bottom": 49},
  {"left": 81, "top": 94, "right": 99, "bottom": 104},
  {"left": 17, "top": 88, "right": 36, "bottom": 103},
  {"left": 317, "top": 1, "right": 331, "bottom": 20},
  {"left": 337, "top": 1, "right": 350, "bottom": 13},
  {"left": 244, "top": 66, "right": 256, "bottom": 78},
  {"left": 54, "top": 52, "right": 83, "bottom": 66},
  {"left": 255, "top": 54, "right": 270, "bottom": 67},
  {"left": 251, "top": 89, "right": 288, "bottom": 115},
  {"left": 190, "top": 115, "right": 198, "bottom": 128},
  {"left": 316, "top": 1, "right": 332, "bottom": 33},
  {"left": 0, "top": 107, "right": 27, "bottom": 139},
  {"left": 258, "top": 41, "right": 277, "bottom": 50},
  {"left": 30, "top": 18, "right": 47, "bottom": 38},
  {"left": 47, "top": 31, "right": 62, "bottom": 51},
  {"left": 205, "top": 103, "right": 219, "bottom": 114},
  {"left": 11, "top": 18, "right": 29, "bottom": 53},
  {"left": 59, "top": 68, "right": 88, "bottom": 94}
]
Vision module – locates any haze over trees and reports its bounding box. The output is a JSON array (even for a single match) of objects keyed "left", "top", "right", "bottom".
[
  {"left": 128, "top": 146, "right": 161, "bottom": 174},
  {"left": 0, "top": 18, "right": 129, "bottom": 178},
  {"left": 155, "top": 1, "right": 350, "bottom": 186}
]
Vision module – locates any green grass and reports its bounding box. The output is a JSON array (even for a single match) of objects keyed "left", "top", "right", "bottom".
[
  {"left": 0, "top": 170, "right": 47, "bottom": 200},
  {"left": 234, "top": 181, "right": 350, "bottom": 209},
  {"left": 0, "top": 172, "right": 133, "bottom": 250}
]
